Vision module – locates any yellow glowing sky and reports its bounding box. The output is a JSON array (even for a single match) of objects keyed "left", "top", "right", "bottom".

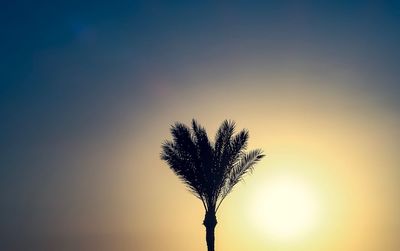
[{"left": 83, "top": 66, "right": 400, "bottom": 251}]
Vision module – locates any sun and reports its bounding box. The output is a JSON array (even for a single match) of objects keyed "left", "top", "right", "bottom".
[{"left": 249, "top": 175, "right": 319, "bottom": 241}]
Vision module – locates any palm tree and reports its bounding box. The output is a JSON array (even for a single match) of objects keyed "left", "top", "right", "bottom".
[{"left": 160, "top": 119, "right": 265, "bottom": 251}]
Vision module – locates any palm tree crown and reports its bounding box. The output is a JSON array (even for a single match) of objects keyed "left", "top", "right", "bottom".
[{"left": 161, "top": 119, "right": 265, "bottom": 213}]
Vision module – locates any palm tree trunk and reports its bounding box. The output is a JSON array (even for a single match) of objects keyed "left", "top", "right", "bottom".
[{"left": 203, "top": 211, "right": 217, "bottom": 251}]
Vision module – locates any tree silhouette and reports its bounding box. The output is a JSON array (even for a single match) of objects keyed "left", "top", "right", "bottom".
[{"left": 161, "top": 119, "right": 264, "bottom": 251}]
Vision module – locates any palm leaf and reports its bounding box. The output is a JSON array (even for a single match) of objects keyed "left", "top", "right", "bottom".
[
  {"left": 191, "top": 119, "right": 215, "bottom": 202},
  {"left": 219, "top": 149, "right": 265, "bottom": 203}
]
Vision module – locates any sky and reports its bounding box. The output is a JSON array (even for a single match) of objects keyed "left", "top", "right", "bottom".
[{"left": 1, "top": 1, "right": 400, "bottom": 251}]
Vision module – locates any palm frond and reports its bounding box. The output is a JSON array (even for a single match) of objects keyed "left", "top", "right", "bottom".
[
  {"left": 191, "top": 119, "right": 214, "bottom": 200},
  {"left": 219, "top": 149, "right": 265, "bottom": 204},
  {"left": 212, "top": 121, "right": 236, "bottom": 201},
  {"left": 214, "top": 120, "right": 235, "bottom": 159},
  {"left": 224, "top": 129, "right": 249, "bottom": 168},
  {"left": 170, "top": 123, "right": 199, "bottom": 166},
  {"left": 213, "top": 128, "right": 249, "bottom": 201},
  {"left": 160, "top": 140, "right": 203, "bottom": 198}
]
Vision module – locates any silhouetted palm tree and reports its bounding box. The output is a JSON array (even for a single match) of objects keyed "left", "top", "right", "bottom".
[{"left": 161, "top": 119, "right": 264, "bottom": 251}]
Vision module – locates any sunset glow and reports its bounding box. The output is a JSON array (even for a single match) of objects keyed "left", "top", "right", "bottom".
[
  {"left": 2, "top": 2, "right": 400, "bottom": 251},
  {"left": 249, "top": 174, "right": 319, "bottom": 240}
]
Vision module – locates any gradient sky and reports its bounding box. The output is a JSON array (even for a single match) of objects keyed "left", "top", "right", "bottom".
[{"left": 1, "top": 1, "right": 400, "bottom": 251}]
